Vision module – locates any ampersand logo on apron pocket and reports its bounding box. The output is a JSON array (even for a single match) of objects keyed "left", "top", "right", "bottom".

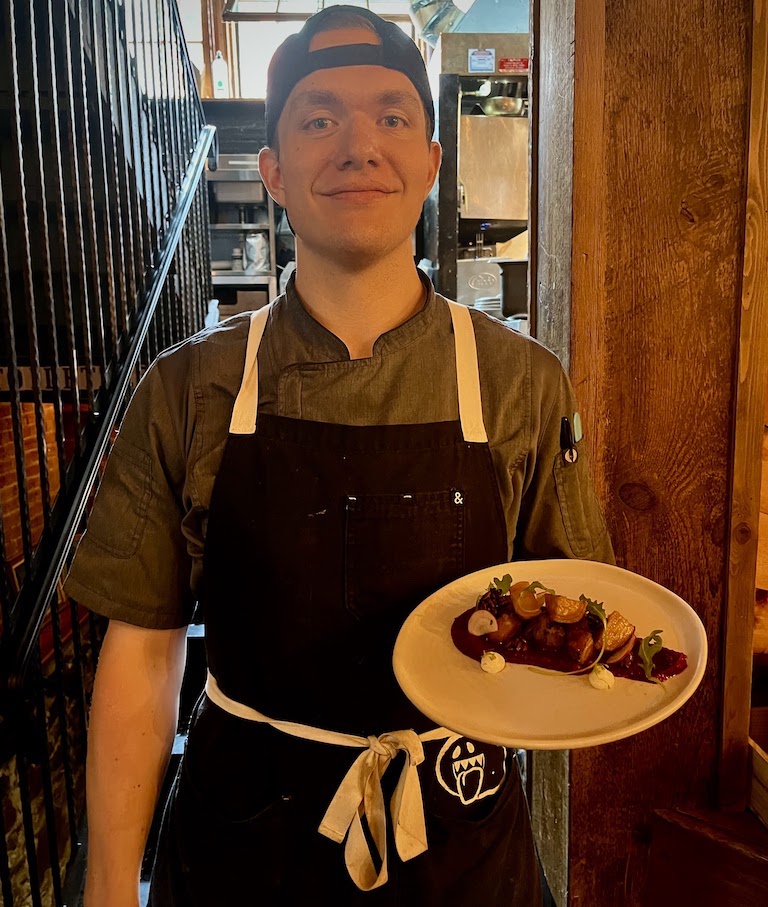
[{"left": 434, "top": 735, "right": 507, "bottom": 806}]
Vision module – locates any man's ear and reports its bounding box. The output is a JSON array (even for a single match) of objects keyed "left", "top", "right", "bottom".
[
  {"left": 424, "top": 140, "right": 442, "bottom": 199},
  {"left": 258, "top": 145, "right": 286, "bottom": 207}
]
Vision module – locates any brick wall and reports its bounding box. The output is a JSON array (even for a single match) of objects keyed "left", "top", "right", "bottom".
[
  {"left": 1, "top": 402, "right": 92, "bottom": 904},
  {"left": 1, "top": 403, "right": 62, "bottom": 568}
]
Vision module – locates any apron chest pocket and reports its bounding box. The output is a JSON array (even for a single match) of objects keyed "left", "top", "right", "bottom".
[{"left": 344, "top": 490, "right": 466, "bottom": 622}]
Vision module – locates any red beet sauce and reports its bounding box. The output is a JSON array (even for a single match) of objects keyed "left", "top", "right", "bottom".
[{"left": 451, "top": 608, "right": 688, "bottom": 683}]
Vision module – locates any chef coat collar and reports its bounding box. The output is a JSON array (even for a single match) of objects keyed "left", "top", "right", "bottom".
[{"left": 282, "top": 268, "right": 438, "bottom": 361}]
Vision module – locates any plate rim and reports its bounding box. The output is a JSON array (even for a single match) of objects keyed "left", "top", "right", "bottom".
[{"left": 393, "top": 559, "right": 709, "bottom": 749}]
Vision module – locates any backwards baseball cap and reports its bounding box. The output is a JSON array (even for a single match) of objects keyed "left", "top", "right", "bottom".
[{"left": 265, "top": 6, "right": 435, "bottom": 148}]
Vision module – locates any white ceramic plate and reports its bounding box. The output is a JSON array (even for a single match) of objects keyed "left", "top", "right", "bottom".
[{"left": 393, "top": 560, "right": 707, "bottom": 749}]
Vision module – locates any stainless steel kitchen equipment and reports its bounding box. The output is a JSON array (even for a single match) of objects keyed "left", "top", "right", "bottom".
[
  {"left": 206, "top": 153, "right": 278, "bottom": 302},
  {"left": 458, "top": 115, "right": 529, "bottom": 221},
  {"left": 479, "top": 96, "right": 524, "bottom": 116},
  {"left": 456, "top": 257, "right": 528, "bottom": 316},
  {"left": 422, "top": 26, "right": 530, "bottom": 307},
  {"left": 456, "top": 259, "right": 502, "bottom": 307}
]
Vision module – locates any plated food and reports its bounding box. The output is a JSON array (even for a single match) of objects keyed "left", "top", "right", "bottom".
[
  {"left": 394, "top": 560, "right": 707, "bottom": 749},
  {"left": 451, "top": 574, "right": 688, "bottom": 687}
]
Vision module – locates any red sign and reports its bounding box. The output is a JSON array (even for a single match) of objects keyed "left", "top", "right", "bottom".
[{"left": 499, "top": 57, "right": 529, "bottom": 73}]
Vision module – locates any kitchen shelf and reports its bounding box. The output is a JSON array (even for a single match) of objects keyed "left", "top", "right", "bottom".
[
  {"left": 205, "top": 150, "right": 279, "bottom": 307},
  {"left": 212, "top": 272, "right": 275, "bottom": 286},
  {"left": 209, "top": 223, "right": 270, "bottom": 231}
]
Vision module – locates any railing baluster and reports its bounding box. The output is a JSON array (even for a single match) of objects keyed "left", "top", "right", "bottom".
[
  {"left": 166, "top": 15, "right": 188, "bottom": 340},
  {"left": 130, "top": 0, "right": 157, "bottom": 268},
  {"left": 123, "top": 0, "right": 153, "bottom": 284},
  {"left": 75, "top": 0, "right": 117, "bottom": 367},
  {"left": 65, "top": 597, "right": 91, "bottom": 806},
  {"left": 0, "top": 0, "right": 39, "bottom": 564},
  {"left": 36, "top": 0, "right": 83, "bottom": 476},
  {"left": 158, "top": 0, "right": 180, "bottom": 229},
  {"left": 103, "top": 0, "right": 138, "bottom": 335},
  {"left": 136, "top": 0, "right": 162, "bottom": 253},
  {"left": 32, "top": 652, "right": 64, "bottom": 904},
  {"left": 19, "top": 0, "right": 69, "bottom": 521},
  {"left": 0, "top": 171, "right": 30, "bottom": 611},
  {"left": 113, "top": 0, "right": 147, "bottom": 321},
  {"left": 34, "top": 0, "right": 84, "bottom": 862},
  {"left": 145, "top": 0, "right": 170, "bottom": 230},
  {"left": 44, "top": 575, "right": 79, "bottom": 856},
  {"left": 15, "top": 0, "right": 59, "bottom": 535},
  {"left": 15, "top": 745, "right": 43, "bottom": 907},
  {"left": 55, "top": 0, "right": 95, "bottom": 415},
  {"left": 90, "top": 0, "right": 132, "bottom": 340}
]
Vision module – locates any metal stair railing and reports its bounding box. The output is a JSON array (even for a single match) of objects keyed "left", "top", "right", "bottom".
[{"left": 0, "top": 1, "right": 216, "bottom": 904}]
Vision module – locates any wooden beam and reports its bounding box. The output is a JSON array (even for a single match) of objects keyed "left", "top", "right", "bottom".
[
  {"left": 721, "top": 0, "right": 768, "bottom": 811},
  {"left": 533, "top": 0, "right": 576, "bottom": 367},
  {"left": 527, "top": 0, "right": 577, "bottom": 901},
  {"left": 568, "top": 0, "right": 752, "bottom": 902}
]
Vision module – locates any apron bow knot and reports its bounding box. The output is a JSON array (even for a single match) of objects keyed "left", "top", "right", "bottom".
[
  {"left": 318, "top": 727, "right": 436, "bottom": 891},
  {"left": 366, "top": 729, "right": 424, "bottom": 764},
  {"left": 204, "top": 671, "right": 452, "bottom": 892}
]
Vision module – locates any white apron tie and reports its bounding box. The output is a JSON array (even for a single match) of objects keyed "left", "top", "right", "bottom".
[{"left": 204, "top": 671, "right": 453, "bottom": 891}]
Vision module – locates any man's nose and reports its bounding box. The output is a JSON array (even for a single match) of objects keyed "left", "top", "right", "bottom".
[{"left": 334, "top": 113, "right": 382, "bottom": 168}]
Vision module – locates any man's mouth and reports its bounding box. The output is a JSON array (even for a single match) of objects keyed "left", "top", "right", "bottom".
[
  {"left": 327, "top": 189, "right": 393, "bottom": 201},
  {"left": 452, "top": 752, "right": 486, "bottom": 804},
  {"left": 323, "top": 182, "right": 396, "bottom": 197}
]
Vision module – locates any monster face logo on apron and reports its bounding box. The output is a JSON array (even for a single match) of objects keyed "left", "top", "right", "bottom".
[{"left": 435, "top": 735, "right": 507, "bottom": 806}]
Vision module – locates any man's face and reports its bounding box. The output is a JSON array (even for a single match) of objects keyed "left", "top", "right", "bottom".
[{"left": 259, "top": 26, "right": 441, "bottom": 267}]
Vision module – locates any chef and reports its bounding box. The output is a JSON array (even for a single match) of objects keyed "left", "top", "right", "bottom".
[{"left": 65, "top": 7, "right": 614, "bottom": 906}]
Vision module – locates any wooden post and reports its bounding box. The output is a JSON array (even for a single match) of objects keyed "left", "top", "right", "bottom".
[
  {"left": 565, "top": 0, "right": 753, "bottom": 903},
  {"left": 721, "top": 0, "right": 768, "bottom": 811},
  {"left": 527, "top": 0, "right": 577, "bottom": 902}
]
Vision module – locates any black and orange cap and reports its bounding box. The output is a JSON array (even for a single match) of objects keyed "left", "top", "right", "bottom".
[{"left": 265, "top": 6, "right": 434, "bottom": 147}]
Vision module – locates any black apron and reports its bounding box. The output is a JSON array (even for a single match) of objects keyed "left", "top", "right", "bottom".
[{"left": 149, "top": 300, "right": 543, "bottom": 906}]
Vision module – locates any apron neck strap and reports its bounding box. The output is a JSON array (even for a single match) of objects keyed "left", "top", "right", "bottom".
[
  {"left": 229, "top": 304, "right": 272, "bottom": 435},
  {"left": 229, "top": 300, "right": 489, "bottom": 443},
  {"left": 446, "top": 302, "right": 488, "bottom": 444}
]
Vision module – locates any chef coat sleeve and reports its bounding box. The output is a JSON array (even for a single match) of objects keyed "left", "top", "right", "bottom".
[
  {"left": 514, "top": 360, "right": 615, "bottom": 564},
  {"left": 63, "top": 350, "right": 196, "bottom": 630}
]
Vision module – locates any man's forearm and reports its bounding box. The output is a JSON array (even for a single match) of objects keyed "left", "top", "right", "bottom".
[{"left": 84, "top": 621, "right": 187, "bottom": 907}]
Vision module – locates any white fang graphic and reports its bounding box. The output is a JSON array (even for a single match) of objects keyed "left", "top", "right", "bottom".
[{"left": 435, "top": 735, "right": 506, "bottom": 806}]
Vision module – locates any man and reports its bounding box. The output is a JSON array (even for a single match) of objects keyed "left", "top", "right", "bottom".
[{"left": 65, "top": 7, "right": 613, "bottom": 906}]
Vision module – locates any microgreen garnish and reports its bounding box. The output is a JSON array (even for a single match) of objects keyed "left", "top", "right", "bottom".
[
  {"left": 524, "top": 581, "right": 555, "bottom": 595},
  {"left": 639, "top": 629, "right": 664, "bottom": 683},
  {"left": 581, "top": 594, "right": 607, "bottom": 625},
  {"left": 491, "top": 574, "right": 514, "bottom": 595}
]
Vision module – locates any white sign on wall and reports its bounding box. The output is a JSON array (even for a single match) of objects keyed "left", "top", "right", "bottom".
[{"left": 467, "top": 48, "right": 495, "bottom": 74}]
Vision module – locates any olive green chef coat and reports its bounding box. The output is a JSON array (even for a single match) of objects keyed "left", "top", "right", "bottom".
[{"left": 64, "top": 271, "right": 614, "bottom": 629}]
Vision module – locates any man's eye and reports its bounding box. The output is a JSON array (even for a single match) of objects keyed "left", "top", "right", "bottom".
[
  {"left": 305, "top": 118, "right": 331, "bottom": 130},
  {"left": 383, "top": 115, "right": 405, "bottom": 128}
]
